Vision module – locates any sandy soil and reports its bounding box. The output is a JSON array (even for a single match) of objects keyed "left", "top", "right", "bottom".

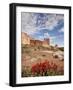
[{"left": 22, "top": 50, "right": 64, "bottom": 73}]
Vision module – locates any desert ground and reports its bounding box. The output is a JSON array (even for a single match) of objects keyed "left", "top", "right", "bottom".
[{"left": 21, "top": 45, "right": 64, "bottom": 77}]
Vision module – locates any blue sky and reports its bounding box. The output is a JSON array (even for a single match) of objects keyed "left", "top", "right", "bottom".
[{"left": 21, "top": 12, "right": 64, "bottom": 47}]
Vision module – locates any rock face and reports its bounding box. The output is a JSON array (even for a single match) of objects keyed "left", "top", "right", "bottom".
[
  {"left": 53, "top": 51, "right": 64, "bottom": 61},
  {"left": 21, "top": 32, "right": 50, "bottom": 47},
  {"left": 42, "top": 38, "right": 50, "bottom": 47},
  {"left": 21, "top": 32, "right": 30, "bottom": 45},
  {"left": 30, "top": 39, "right": 42, "bottom": 46}
]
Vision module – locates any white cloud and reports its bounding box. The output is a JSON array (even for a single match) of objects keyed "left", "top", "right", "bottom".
[
  {"left": 59, "top": 27, "right": 64, "bottom": 33},
  {"left": 22, "top": 25, "right": 37, "bottom": 35},
  {"left": 50, "top": 36, "right": 56, "bottom": 45},
  {"left": 36, "top": 36, "right": 44, "bottom": 41},
  {"left": 44, "top": 32, "right": 50, "bottom": 38},
  {"left": 56, "top": 14, "right": 64, "bottom": 21},
  {"left": 45, "top": 14, "right": 64, "bottom": 31},
  {"left": 21, "top": 13, "right": 64, "bottom": 35},
  {"left": 47, "top": 21, "right": 58, "bottom": 30},
  {"left": 21, "top": 13, "right": 37, "bottom": 35}
]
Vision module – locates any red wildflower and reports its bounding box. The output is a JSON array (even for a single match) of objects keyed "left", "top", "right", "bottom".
[{"left": 31, "top": 60, "right": 58, "bottom": 76}]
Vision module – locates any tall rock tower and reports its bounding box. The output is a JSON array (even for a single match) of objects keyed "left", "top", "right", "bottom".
[
  {"left": 42, "top": 38, "right": 50, "bottom": 47},
  {"left": 21, "top": 32, "right": 30, "bottom": 45}
]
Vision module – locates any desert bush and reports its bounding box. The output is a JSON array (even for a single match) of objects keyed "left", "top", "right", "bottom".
[
  {"left": 54, "top": 55, "right": 58, "bottom": 58},
  {"left": 22, "top": 67, "right": 31, "bottom": 77},
  {"left": 21, "top": 44, "right": 29, "bottom": 53},
  {"left": 58, "top": 47, "right": 64, "bottom": 51},
  {"left": 42, "top": 54, "right": 46, "bottom": 57},
  {"left": 31, "top": 60, "right": 58, "bottom": 76},
  {"left": 34, "top": 48, "right": 37, "bottom": 51},
  {"left": 50, "top": 46, "right": 55, "bottom": 50},
  {"left": 37, "top": 46, "right": 41, "bottom": 50}
]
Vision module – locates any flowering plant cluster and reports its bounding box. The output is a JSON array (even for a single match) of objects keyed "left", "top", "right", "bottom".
[{"left": 31, "top": 60, "right": 58, "bottom": 76}]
